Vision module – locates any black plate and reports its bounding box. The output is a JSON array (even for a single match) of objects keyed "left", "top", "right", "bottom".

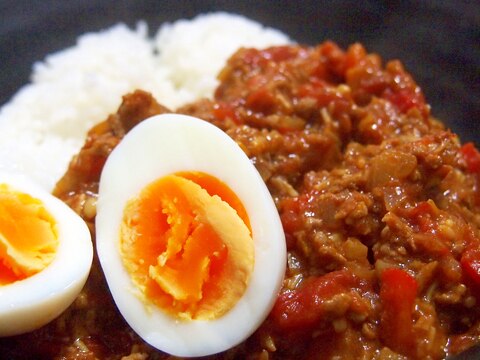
[{"left": 0, "top": 1, "right": 479, "bottom": 358}]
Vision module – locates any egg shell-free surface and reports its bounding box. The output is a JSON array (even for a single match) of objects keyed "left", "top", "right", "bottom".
[
  {"left": 0, "top": 172, "right": 93, "bottom": 336},
  {"left": 96, "top": 114, "right": 286, "bottom": 357}
]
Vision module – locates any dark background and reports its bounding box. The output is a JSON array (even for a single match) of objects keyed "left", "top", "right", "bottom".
[{"left": 0, "top": 0, "right": 478, "bottom": 144}]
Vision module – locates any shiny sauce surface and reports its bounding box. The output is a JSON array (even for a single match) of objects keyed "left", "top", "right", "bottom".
[{"left": 2, "top": 42, "right": 480, "bottom": 359}]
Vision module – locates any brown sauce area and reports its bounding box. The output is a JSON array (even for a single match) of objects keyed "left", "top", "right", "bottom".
[{"left": 2, "top": 42, "right": 480, "bottom": 359}]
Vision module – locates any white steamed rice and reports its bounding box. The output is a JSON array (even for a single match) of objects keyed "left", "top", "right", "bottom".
[{"left": 0, "top": 12, "right": 290, "bottom": 190}]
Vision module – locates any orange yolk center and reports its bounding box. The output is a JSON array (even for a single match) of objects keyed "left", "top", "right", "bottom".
[
  {"left": 0, "top": 184, "right": 58, "bottom": 285},
  {"left": 120, "top": 171, "right": 254, "bottom": 320}
]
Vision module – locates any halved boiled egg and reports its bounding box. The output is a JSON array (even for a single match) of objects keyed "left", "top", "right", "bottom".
[
  {"left": 96, "top": 114, "right": 286, "bottom": 357},
  {"left": 0, "top": 172, "right": 93, "bottom": 336}
]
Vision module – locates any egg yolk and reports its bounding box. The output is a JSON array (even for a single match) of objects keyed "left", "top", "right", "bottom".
[
  {"left": 120, "top": 171, "right": 254, "bottom": 320},
  {"left": 0, "top": 184, "right": 58, "bottom": 285}
]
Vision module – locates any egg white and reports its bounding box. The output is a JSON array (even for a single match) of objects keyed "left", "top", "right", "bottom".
[
  {"left": 96, "top": 114, "right": 286, "bottom": 357},
  {"left": 0, "top": 172, "right": 93, "bottom": 336}
]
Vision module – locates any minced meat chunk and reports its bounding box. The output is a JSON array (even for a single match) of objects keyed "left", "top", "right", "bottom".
[{"left": 2, "top": 42, "right": 480, "bottom": 360}]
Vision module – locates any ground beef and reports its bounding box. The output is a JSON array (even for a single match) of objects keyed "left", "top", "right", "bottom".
[{"left": 2, "top": 41, "right": 480, "bottom": 359}]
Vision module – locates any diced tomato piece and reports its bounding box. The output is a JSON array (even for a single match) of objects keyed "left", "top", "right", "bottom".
[
  {"left": 213, "top": 102, "right": 240, "bottom": 124},
  {"left": 407, "top": 201, "right": 437, "bottom": 233},
  {"left": 319, "top": 41, "right": 347, "bottom": 78},
  {"left": 297, "top": 78, "right": 327, "bottom": 98},
  {"left": 280, "top": 201, "right": 301, "bottom": 235},
  {"left": 241, "top": 48, "right": 267, "bottom": 67},
  {"left": 262, "top": 46, "right": 298, "bottom": 63},
  {"left": 245, "top": 87, "right": 276, "bottom": 114},
  {"left": 297, "top": 79, "right": 349, "bottom": 112},
  {"left": 311, "top": 61, "right": 329, "bottom": 80},
  {"left": 280, "top": 192, "right": 316, "bottom": 236},
  {"left": 379, "top": 268, "right": 418, "bottom": 355},
  {"left": 461, "top": 247, "right": 480, "bottom": 288},
  {"left": 383, "top": 87, "right": 427, "bottom": 116},
  {"left": 460, "top": 142, "right": 480, "bottom": 174},
  {"left": 271, "top": 270, "right": 358, "bottom": 331},
  {"left": 399, "top": 201, "right": 449, "bottom": 256},
  {"left": 344, "top": 43, "right": 367, "bottom": 70},
  {"left": 459, "top": 227, "right": 480, "bottom": 298},
  {"left": 241, "top": 46, "right": 297, "bottom": 67}
]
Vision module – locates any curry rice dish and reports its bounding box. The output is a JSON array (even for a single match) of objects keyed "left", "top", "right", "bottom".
[{"left": 2, "top": 41, "right": 480, "bottom": 359}]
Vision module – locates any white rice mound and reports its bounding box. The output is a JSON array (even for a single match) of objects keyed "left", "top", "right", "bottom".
[{"left": 0, "top": 12, "right": 290, "bottom": 191}]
